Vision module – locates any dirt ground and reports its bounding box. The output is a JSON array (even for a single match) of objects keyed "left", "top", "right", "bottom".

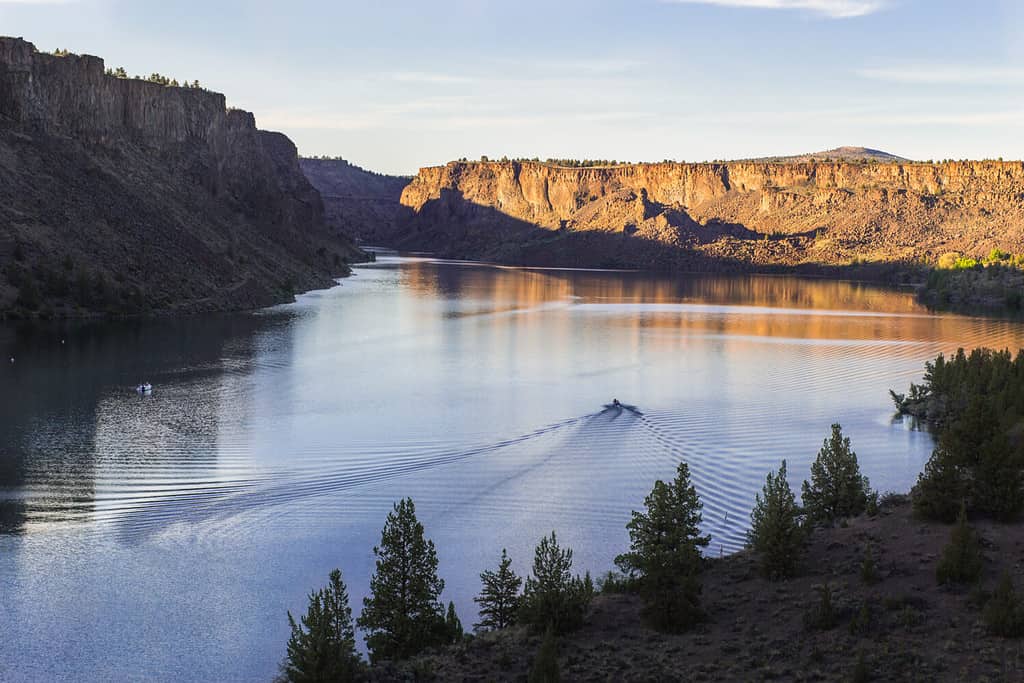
[{"left": 380, "top": 498, "right": 1024, "bottom": 682}]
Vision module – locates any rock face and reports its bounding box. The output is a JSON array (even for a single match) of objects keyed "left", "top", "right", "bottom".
[
  {"left": 395, "top": 159, "right": 1024, "bottom": 272},
  {"left": 299, "top": 158, "right": 410, "bottom": 244},
  {"left": 0, "top": 37, "right": 365, "bottom": 316}
]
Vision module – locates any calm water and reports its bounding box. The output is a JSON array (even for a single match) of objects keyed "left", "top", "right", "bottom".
[{"left": 3, "top": 255, "right": 1024, "bottom": 681}]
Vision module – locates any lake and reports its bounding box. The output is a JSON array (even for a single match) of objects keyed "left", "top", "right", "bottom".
[{"left": 3, "top": 255, "right": 1024, "bottom": 681}]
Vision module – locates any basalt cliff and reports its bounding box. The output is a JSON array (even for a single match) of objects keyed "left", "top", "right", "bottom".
[
  {"left": 299, "top": 157, "right": 409, "bottom": 244},
  {"left": 0, "top": 37, "right": 365, "bottom": 317},
  {"left": 395, "top": 159, "right": 1024, "bottom": 273}
]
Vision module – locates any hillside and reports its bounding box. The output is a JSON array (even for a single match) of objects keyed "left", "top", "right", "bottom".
[
  {"left": 392, "top": 158, "right": 1024, "bottom": 273},
  {"left": 375, "top": 499, "right": 1024, "bottom": 682},
  {"left": 747, "top": 146, "right": 910, "bottom": 163},
  {"left": 0, "top": 38, "right": 366, "bottom": 318},
  {"left": 299, "top": 157, "right": 409, "bottom": 244}
]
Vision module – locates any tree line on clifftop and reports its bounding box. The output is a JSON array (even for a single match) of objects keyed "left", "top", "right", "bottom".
[{"left": 280, "top": 347, "right": 1024, "bottom": 681}]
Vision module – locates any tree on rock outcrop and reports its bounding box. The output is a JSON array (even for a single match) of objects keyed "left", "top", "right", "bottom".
[
  {"left": 283, "top": 568, "right": 362, "bottom": 682},
  {"left": 802, "top": 424, "right": 872, "bottom": 525},
  {"left": 357, "top": 498, "right": 447, "bottom": 663},
  {"left": 474, "top": 548, "right": 522, "bottom": 631},
  {"left": 615, "top": 462, "right": 710, "bottom": 632},
  {"left": 748, "top": 460, "right": 807, "bottom": 580}
]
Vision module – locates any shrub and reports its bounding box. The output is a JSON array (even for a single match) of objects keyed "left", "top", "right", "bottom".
[
  {"left": 802, "top": 424, "right": 872, "bottom": 525},
  {"left": 983, "top": 572, "right": 1024, "bottom": 637},
  {"left": 596, "top": 570, "right": 637, "bottom": 594},
  {"left": 528, "top": 627, "right": 560, "bottom": 683},
  {"left": 747, "top": 460, "right": 807, "bottom": 580},
  {"left": 519, "top": 532, "right": 593, "bottom": 634},
  {"left": 936, "top": 504, "right": 983, "bottom": 586},
  {"left": 803, "top": 583, "right": 838, "bottom": 631},
  {"left": 860, "top": 547, "right": 880, "bottom": 585},
  {"left": 616, "top": 462, "right": 710, "bottom": 631}
]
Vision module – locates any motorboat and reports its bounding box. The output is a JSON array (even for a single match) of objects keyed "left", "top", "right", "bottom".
[{"left": 136, "top": 383, "right": 153, "bottom": 394}]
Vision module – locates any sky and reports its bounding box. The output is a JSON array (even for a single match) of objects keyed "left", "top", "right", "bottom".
[{"left": 2, "top": 0, "right": 1023, "bottom": 175}]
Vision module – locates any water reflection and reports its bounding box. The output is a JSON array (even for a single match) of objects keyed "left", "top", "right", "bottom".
[{"left": 3, "top": 257, "right": 1024, "bottom": 681}]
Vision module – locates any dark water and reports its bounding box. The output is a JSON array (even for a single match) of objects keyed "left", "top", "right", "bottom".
[{"left": 3, "top": 256, "right": 1024, "bottom": 681}]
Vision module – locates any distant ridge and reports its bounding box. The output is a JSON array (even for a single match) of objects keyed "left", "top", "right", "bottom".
[{"left": 744, "top": 146, "right": 910, "bottom": 163}]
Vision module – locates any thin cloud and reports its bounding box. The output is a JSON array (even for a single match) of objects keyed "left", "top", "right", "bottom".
[
  {"left": 663, "top": 0, "right": 886, "bottom": 19},
  {"left": 389, "top": 72, "right": 476, "bottom": 85},
  {"left": 856, "top": 65, "right": 1024, "bottom": 85}
]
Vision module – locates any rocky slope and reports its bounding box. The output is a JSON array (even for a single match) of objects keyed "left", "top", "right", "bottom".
[
  {"left": 299, "top": 157, "right": 409, "bottom": 244},
  {"left": 0, "top": 37, "right": 365, "bottom": 317},
  {"left": 377, "top": 499, "right": 1024, "bottom": 682},
  {"left": 394, "top": 159, "right": 1024, "bottom": 273}
]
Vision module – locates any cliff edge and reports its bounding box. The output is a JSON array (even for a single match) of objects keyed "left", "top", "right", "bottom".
[
  {"left": 394, "top": 159, "right": 1024, "bottom": 272},
  {"left": 0, "top": 37, "right": 365, "bottom": 317}
]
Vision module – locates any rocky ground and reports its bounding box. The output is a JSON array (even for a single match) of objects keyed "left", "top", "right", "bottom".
[{"left": 382, "top": 498, "right": 1024, "bottom": 681}]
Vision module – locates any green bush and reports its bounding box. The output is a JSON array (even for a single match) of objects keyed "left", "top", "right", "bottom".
[
  {"left": 936, "top": 504, "right": 983, "bottom": 586},
  {"left": 803, "top": 583, "right": 838, "bottom": 631},
  {"left": 747, "top": 460, "right": 807, "bottom": 580},
  {"left": 860, "top": 547, "right": 880, "bottom": 585},
  {"left": 528, "top": 627, "right": 560, "bottom": 683},
  {"left": 983, "top": 572, "right": 1024, "bottom": 637}
]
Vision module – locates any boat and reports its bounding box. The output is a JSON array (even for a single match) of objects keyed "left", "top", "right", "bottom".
[
  {"left": 136, "top": 383, "right": 153, "bottom": 394},
  {"left": 603, "top": 399, "right": 642, "bottom": 415}
]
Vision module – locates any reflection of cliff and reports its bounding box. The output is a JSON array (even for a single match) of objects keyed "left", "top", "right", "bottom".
[
  {"left": 394, "top": 160, "right": 1024, "bottom": 271},
  {"left": 0, "top": 37, "right": 365, "bottom": 316},
  {"left": 0, "top": 314, "right": 273, "bottom": 534}
]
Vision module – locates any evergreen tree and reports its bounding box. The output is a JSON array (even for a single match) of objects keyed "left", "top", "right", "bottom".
[
  {"left": 519, "top": 532, "right": 593, "bottom": 634},
  {"left": 747, "top": 460, "right": 806, "bottom": 580},
  {"left": 474, "top": 548, "right": 522, "bottom": 631},
  {"left": 356, "top": 498, "right": 446, "bottom": 663},
  {"left": 801, "top": 424, "right": 872, "bottom": 524},
  {"left": 615, "top": 462, "right": 710, "bottom": 631},
  {"left": 911, "top": 443, "right": 968, "bottom": 522},
  {"left": 936, "top": 502, "right": 984, "bottom": 585},
  {"left": 284, "top": 568, "right": 361, "bottom": 682},
  {"left": 444, "top": 601, "right": 463, "bottom": 643}
]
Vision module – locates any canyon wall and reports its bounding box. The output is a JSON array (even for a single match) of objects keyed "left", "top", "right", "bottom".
[
  {"left": 299, "top": 158, "right": 410, "bottom": 243},
  {"left": 0, "top": 37, "right": 365, "bottom": 316},
  {"left": 396, "top": 159, "right": 1024, "bottom": 272}
]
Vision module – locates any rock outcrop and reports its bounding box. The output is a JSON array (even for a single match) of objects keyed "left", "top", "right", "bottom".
[
  {"left": 0, "top": 37, "right": 366, "bottom": 317},
  {"left": 299, "top": 158, "right": 410, "bottom": 244},
  {"left": 395, "top": 159, "right": 1024, "bottom": 272}
]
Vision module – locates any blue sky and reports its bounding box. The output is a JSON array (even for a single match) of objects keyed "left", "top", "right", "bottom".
[{"left": 2, "top": 0, "right": 1023, "bottom": 174}]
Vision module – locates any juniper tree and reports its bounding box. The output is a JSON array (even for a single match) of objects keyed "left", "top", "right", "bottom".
[
  {"left": 747, "top": 460, "right": 806, "bottom": 580},
  {"left": 474, "top": 548, "right": 522, "bottom": 631},
  {"left": 936, "top": 502, "right": 983, "bottom": 585},
  {"left": 284, "top": 568, "right": 361, "bottom": 682},
  {"left": 356, "top": 498, "right": 447, "bottom": 663},
  {"left": 519, "top": 532, "right": 593, "bottom": 634},
  {"left": 802, "top": 424, "right": 872, "bottom": 525},
  {"left": 615, "top": 462, "right": 710, "bottom": 632}
]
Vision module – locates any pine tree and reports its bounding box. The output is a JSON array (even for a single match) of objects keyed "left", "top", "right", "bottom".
[
  {"left": 356, "top": 498, "right": 447, "bottom": 663},
  {"left": 615, "top": 462, "right": 710, "bottom": 631},
  {"left": 519, "top": 532, "right": 593, "bottom": 634},
  {"left": 801, "top": 424, "right": 872, "bottom": 524},
  {"left": 474, "top": 548, "right": 522, "bottom": 631},
  {"left": 444, "top": 601, "right": 463, "bottom": 643},
  {"left": 284, "top": 569, "right": 361, "bottom": 682},
  {"left": 936, "top": 502, "right": 983, "bottom": 585},
  {"left": 747, "top": 460, "right": 806, "bottom": 580}
]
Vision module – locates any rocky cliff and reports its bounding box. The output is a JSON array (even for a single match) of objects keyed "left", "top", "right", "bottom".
[
  {"left": 0, "top": 37, "right": 365, "bottom": 317},
  {"left": 299, "top": 158, "right": 410, "bottom": 244},
  {"left": 396, "top": 159, "right": 1024, "bottom": 272}
]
